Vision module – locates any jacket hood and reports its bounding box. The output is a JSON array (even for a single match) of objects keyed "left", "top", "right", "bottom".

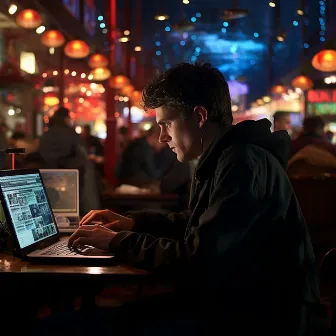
[{"left": 196, "top": 119, "right": 291, "bottom": 179}]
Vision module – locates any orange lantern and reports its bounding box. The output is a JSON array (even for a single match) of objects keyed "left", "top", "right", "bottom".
[
  {"left": 88, "top": 53, "right": 108, "bottom": 68},
  {"left": 90, "top": 67, "right": 111, "bottom": 81},
  {"left": 41, "top": 30, "right": 65, "bottom": 48},
  {"left": 312, "top": 50, "right": 336, "bottom": 72},
  {"left": 64, "top": 40, "right": 90, "bottom": 59},
  {"left": 121, "top": 84, "right": 135, "bottom": 96},
  {"left": 131, "top": 90, "right": 142, "bottom": 107},
  {"left": 16, "top": 9, "right": 42, "bottom": 29},
  {"left": 109, "top": 75, "right": 130, "bottom": 89},
  {"left": 271, "top": 85, "right": 286, "bottom": 95},
  {"left": 291, "top": 75, "right": 313, "bottom": 91}
]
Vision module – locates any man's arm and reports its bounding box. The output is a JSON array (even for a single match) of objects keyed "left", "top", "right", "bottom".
[{"left": 109, "top": 157, "right": 262, "bottom": 271}]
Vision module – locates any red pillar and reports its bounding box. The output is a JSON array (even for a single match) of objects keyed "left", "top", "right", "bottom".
[{"left": 104, "top": 0, "right": 117, "bottom": 186}]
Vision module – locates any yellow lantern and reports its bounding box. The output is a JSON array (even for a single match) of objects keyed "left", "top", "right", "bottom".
[
  {"left": 312, "top": 50, "right": 336, "bottom": 72},
  {"left": 121, "top": 84, "right": 135, "bottom": 96},
  {"left": 291, "top": 75, "right": 313, "bottom": 91},
  {"left": 88, "top": 53, "right": 108, "bottom": 68},
  {"left": 44, "top": 93, "right": 60, "bottom": 107},
  {"left": 16, "top": 9, "right": 42, "bottom": 29},
  {"left": 64, "top": 40, "right": 90, "bottom": 59},
  {"left": 271, "top": 85, "right": 286, "bottom": 95},
  {"left": 109, "top": 75, "right": 130, "bottom": 89},
  {"left": 89, "top": 67, "right": 111, "bottom": 81},
  {"left": 41, "top": 30, "right": 65, "bottom": 48}
]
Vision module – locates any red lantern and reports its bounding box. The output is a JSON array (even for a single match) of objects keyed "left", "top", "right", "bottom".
[
  {"left": 271, "top": 85, "right": 286, "bottom": 95},
  {"left": 16, "top": 9, "right": 42, "bottom": 29},
  {"left": 121, "top": 84, "right": 134, "bottom": 96},
  {"left": 44, "top": 92, "right": 60, "bottom": 107},
  {"left": 109, "top": 75, "right": 130, "bottom": 89},
  {"left": 131, "top": 90, "right": 142, "bottom": 107},
  {"left": 88, "top": 53, "right": 108, "bottom": 68},
  {"left": 90, "top": 67, "right": 111, "bottom": 81},
  {"left": 291, "top": 75, "right": 313, "bottom": 91},
  {"left": 312, "top": 50, "right": 336, "bottom": 72},
  {"left": 41, "top": 30, "right": 65, "bottom": 48},
  {"left": 64, "top": 40, "right": 90, "bottom": 59}
]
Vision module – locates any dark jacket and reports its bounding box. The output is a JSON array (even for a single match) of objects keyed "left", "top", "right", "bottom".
[{"left": 109, "top": 119, "right": 322, "bottom": 335}]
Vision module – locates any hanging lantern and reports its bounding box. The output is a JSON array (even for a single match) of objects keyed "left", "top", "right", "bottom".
[
  {"left": 312, "top": 50, "right": 336, "bottom": 72},
  {"left": 89, "top": 67, "right": 111, "bottom": 81},
  {"left": 16, "top": 9, "right": 42, "bottom": 29},
  {"left": 41, "top": 30, "right": 65, "bottom": 48},
  {"left": 44, "top": 92, "right": 60, "bottom": 107},
  {"left": 121, "top": 84, "right": 135, "bottom": 96},
  {"left": 131, "top": 90, "right": 142, "bottom": 107},
  {"left": 109, "top": 75, "right": 130, "bottom": 89},
  {"left": 271, "top": 85, "right": 286, "bottom": 95},
  {"left": 291, "top": 75, "right": 313, "bottom": 91},
  {"left": 88, "top": 53, "right": 108, "bottom": 68},
  {"left": 64, "top": 40, "right": 90, "bottom": 59}
]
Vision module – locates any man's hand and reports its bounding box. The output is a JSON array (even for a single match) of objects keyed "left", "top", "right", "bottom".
[
  {"left": 68, "top": 225, "right": 116, "bottom": 251},
  {"left": 79, "top": 209, "right": 135, "bottom": 231}
]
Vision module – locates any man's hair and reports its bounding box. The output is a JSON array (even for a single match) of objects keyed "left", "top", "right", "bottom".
[
  {"left": 273, "top": 111, "right": 289, "bottom": 122},
  {"left": 303, "top": 116, "right": 325, "bottom": 134},
  {"left": 142, "top": 62, "right": 233, "bottom": 126}
]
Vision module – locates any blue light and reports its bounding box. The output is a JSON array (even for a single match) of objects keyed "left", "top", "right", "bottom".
[
  {"left": 320, "top": 31, "right": 325, "bottom": 35},
  {"left": 196, "top": 12, "right": 201, "bottom": 17},
  {"left": 191, "top": 35, "right": 197, "bottom": 40},
  {"left": 98, "top": 16, "right": 103, "bottom": 21},
  {"left": 165, "top": 64, "right": 171, "bottom": 70},
  {"left": 155, "top": 41, "right": 161, "bottom": 46},
  {"left": 304, "top": 43, "right": 309, "bottom": 48},
  {"left": 319, "top": 0, "right": 324, "bottom": 4},
  {"left": 165, "top": 26, "right": 171, "bottom": 32},
  {"left": 321, "top": 25, "right": 326, "bottom": 30},
  {"left": 194, "top": 52, "right": 200, "bottom": 56},
  {"left": 253, "top": 32, "right": 259, "bottom": 38},
  {"left": 223, "top": 22, "right": 229, "bottom": 27},
  {"left": 191, "top": 17, "right": 196, "bottom": 22},
  {"left": 321, "top": 6, "right": 325, "bottom": 10},
  {"left": 320, "top": 10, "right": 325, "bottom": 15},
  {"left": 250, "top": 60, "right": 256, "bottom": 65},
  {"left": 229, "top": 75, "right": 235, "bottom": 80},
  {"left": 221, "top": 28, "right": 227, "bottom": 33},
  {"left": 195, "top": 47, "right": 201, "bottom": 52},
  {"left": 180, "top": 41, "right": 186, "bottom": 46},
  {"left": 191, "top": 55, "right": 197, "bottom": 62},
  {"left": 100, "top": 23, "right": 106, "bottom": 28},
  {"left": 320, "top": 36, "right": 325, "bottom": 42},
  {"left": 156, "top": 51, "right": 161, "bottom": 56},
  {"left": 293, "top": 20, "right": 299, "bottom": 26}
]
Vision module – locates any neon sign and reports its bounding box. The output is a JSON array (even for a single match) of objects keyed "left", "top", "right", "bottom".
[{"left": 307, "top": 89, "right": 336, "bottom": 103}]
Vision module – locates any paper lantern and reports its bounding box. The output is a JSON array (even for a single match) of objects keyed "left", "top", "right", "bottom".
[
  {"left": 89, "top": 67, "right": 111, "bottom": 81},
  {"left": 109, "top": 75, "right": 130, "bottom": 89},
  {"left": 16, "top": 9, "right": 42, "bottom": 29},
  {"left": 44, "top": 93, "right": 60, "bottom": 106},
  {"left": 291, "top": 75, "right": 313, "bottom": 91},
  {"left": 312, "top": 50, "right": 336, "bottom": 72},
  {"left": 131, "top": 90, "right": 142, "bottom": 107},
  {"left": 41, "top": 30, "right": 65, "bottom": 48},
  {"left": 121, "top": 84, "right": 135, "bottom": 96},
  {"left": 64, "top": 40, "right": 90, "bottom": 59},
  {"left": 88, "top": 53, "right": 108, "bottom": 68},
  {"left": 271, "top": 85, "right": 286, "bottom": 95}
]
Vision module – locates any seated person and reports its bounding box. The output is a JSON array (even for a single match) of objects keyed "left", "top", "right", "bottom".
[{"left": 66, "top": 63, "right": 323, "bottom": 336}]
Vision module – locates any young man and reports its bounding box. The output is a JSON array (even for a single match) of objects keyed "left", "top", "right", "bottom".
[
  {"left": 68, "top": 63, "right": 322, "bottom": 335},
  {"left": 273, "top": 111, "right": 292, "bottom": 133}
]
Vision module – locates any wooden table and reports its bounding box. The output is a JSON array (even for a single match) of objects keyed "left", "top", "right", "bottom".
[{"left": 0, "top": 251, "right": 150, "bottom": 331}]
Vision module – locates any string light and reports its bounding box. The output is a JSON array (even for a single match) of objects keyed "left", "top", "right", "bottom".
[
  {"left": 8, "top": 5, "right": 18, "bottom": 15},
  {"left": 269, "top": 2, "right": 276, "bottom": 7},
  {"left": 165, "top": 26, "right": 171, "bottom": 32},
  {"left": 319, "top": 0, "right": 326, "bottom": 43}
]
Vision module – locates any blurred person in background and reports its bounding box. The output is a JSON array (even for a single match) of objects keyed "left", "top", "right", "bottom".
[
  {"left": 273, "top": 111, "right": 291, "bottom": 133},
  {"left": 118, "top": 126, "right": 131, "bottom": 154},
  {"left": 39, "top": 107, "right": 101, "bottom": 215},
  {"left": 325, "top": 130, "right": 334, "bottom": 143}
]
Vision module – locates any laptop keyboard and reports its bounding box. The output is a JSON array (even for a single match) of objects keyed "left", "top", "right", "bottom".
[{"left": 40, "top": 241, "right": 93, "bottom": 256}]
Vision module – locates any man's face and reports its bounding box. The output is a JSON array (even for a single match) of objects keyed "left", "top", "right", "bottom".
[
  {"left": 155, "top": 106, "right": 201, "bottom": 162},
  {"left": 275, "top": 115, "right": 291, "bottom": 132}
]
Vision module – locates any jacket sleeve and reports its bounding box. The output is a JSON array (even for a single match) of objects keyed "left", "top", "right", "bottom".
[
  {"left": 109, "top": 158, "right": 261, "bottom": 271},
  {"left": 127, "top": 210, "right": 190, "bottom": 240}
]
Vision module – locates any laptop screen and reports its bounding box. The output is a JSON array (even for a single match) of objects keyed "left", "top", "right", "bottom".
[
  {"left": 0, "top": 173, "right": 58, "bottom": 249},
  {"left": 39, "top": 169, "right": 78, "bottom": 215}
]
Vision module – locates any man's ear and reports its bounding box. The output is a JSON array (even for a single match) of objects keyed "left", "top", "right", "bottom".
[{"left": 194, "top": 106, "right": 208, "bottom": 128}]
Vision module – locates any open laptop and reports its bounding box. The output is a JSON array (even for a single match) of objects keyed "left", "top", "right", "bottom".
[
  {"left": 0, "top": 168, "right": 114, "bottom": 262},
  {"left": 40, "top": 169, "right": 80, "bottom": 233}
]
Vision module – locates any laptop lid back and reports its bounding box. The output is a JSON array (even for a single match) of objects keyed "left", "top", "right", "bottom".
[
  {"left": 0, "top": 169, "right": 59, "bottom": 257},
  {"left": 39, "top": 169, "right": 79, "bottom": 218}
]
